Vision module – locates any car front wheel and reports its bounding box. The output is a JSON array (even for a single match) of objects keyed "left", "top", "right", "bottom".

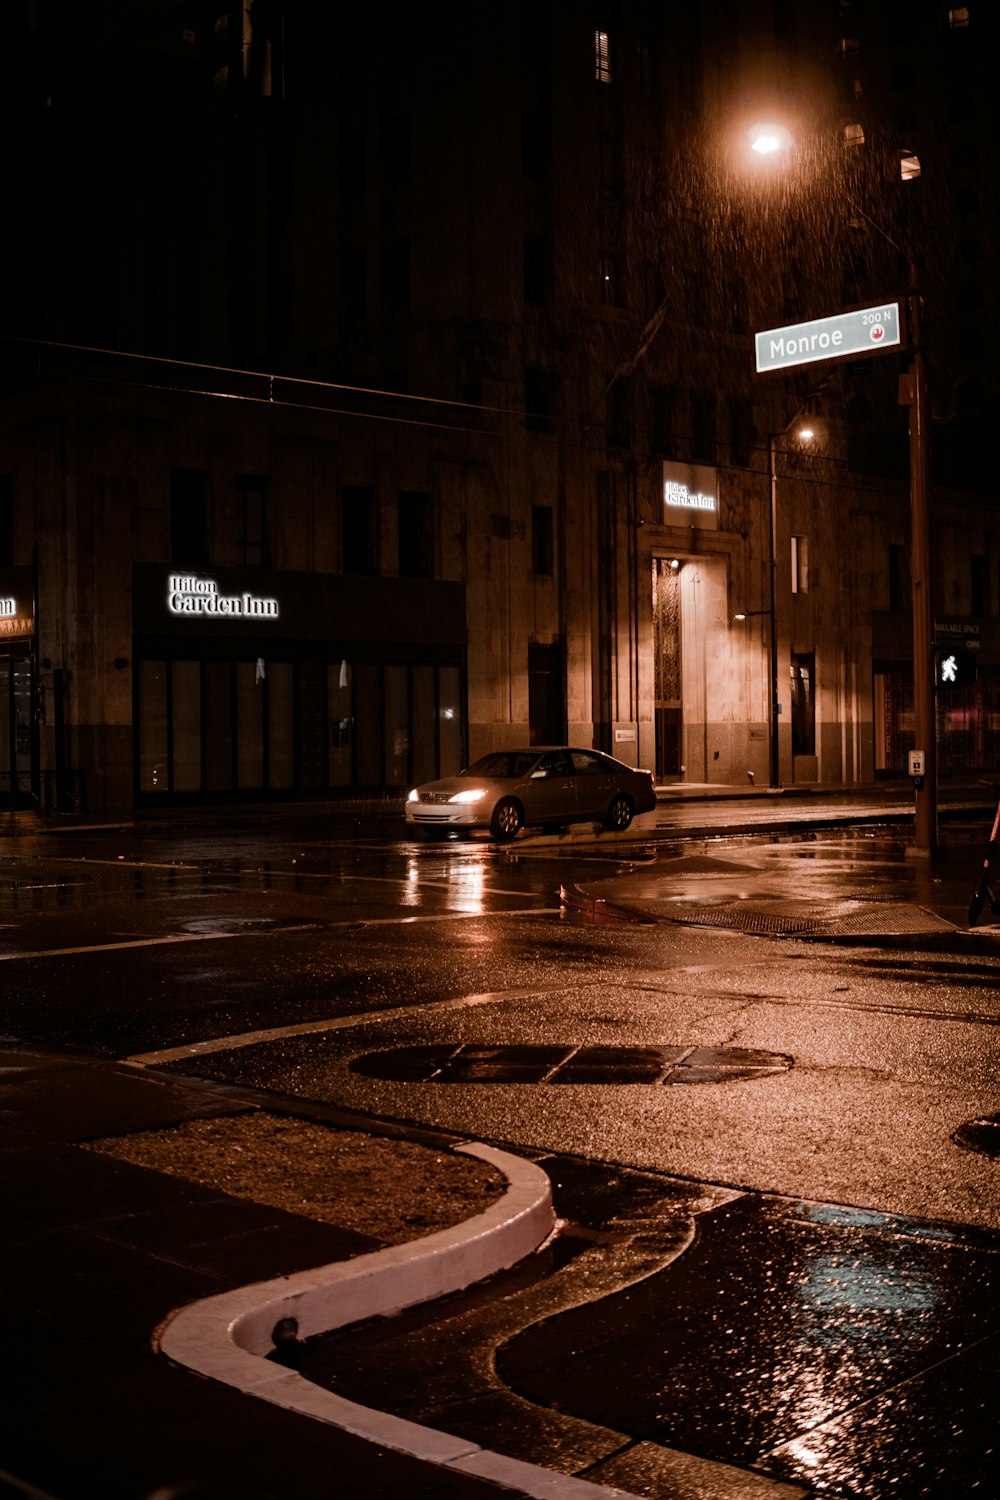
[
  {"left": 604, "top": 794, "right": 634, "bottom": 832},
  {"left": 490, "top": 798, "right": 524, "bottom": 841}
]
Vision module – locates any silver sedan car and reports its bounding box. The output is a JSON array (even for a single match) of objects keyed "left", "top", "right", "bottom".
[{"left": 405, "top": 746, "right": 657, "bottom": 840}]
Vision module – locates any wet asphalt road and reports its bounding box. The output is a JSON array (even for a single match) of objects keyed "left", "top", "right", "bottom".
[{"left": 2, "top": 801, "right": 999, "bottom": 1497}]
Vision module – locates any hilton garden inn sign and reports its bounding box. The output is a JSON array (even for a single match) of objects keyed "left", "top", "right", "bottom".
[{"left": 755, "top": 302, "right": 902, "bottom": 374}]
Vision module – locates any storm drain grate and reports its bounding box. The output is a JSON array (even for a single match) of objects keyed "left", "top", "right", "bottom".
[
  {"left": 670, "top": 906, "right": 825, "bottom": 935},
  {"left": 350, "top": 1043, "right": 793, "bottom": 1086},
  {"left": 668, "top": 902, "right": 951, "bottom": 938}
]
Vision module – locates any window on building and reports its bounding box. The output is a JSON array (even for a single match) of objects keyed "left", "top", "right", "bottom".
[
  {"left": 691, "top": 391, "right": 715, "bottom": 463},
  {"left": 385, "top": 236, "right": 410, "bottom": 313},
  {"left": 522, "top": 109, "right": 548, "bottom": 179},
  {"left": 599, "top": 131, "right": 621, "bottom": 199},
  {"left": 595, "top": 29, "right": 613, "bottom": 82},
  {"left": 948, "top": 7, "right": 970, "bottom": 26},
  {"left": 728, "top": 397, "right": 754, "bottom": 469},
  {"left": 532, "top": 506, "right": 554, "bottom": 576},
  {"left": 837, "top": 36, "right": 860, "bottom": 55},
  {"left": 843, "top": 122, "right": 865, "bottom": 146},
  {"left": 900, "top": 150, "right": 921, "bottom": 180},
  {"left": 790, "top": 653, "right": 816, "bottom": 756},
  {"left": 398, "top": 491, "right": 434, "bottom": 579},
  {"left": 637, "top": 36, "right": 653, "bottom": 95},
  {"left": 0, "top": 474, "right": 12, "bottom": 567},
  {"left": 651, "top": 386, "right": 677, "bottom": 456},
  {"left": 971, "top": 553, "right": 988, "bottom": 615},
  {"left": 340, "top": 125, "right": 367, "bottom": 199},
  {"left": 729, "top": 276, "right": 749, "bottom": 334},
  {"left": 791, "top": 534, "right": 809, "bottom": 594},
  {"left": 607, "top": 377, "right": 633, "bottom": 451},
  {"left": 889, "top": 544, "right": 910, "bottom": 610},
  {"left": 340, "top": 245, "right": 367, "bottom": 323},
  {"left": 525, "top": 368, "right": 554, "bottom": 433},
  {"left": 683, "top": 267, "right": 706, "bottom": 326},
  {"left": 341, "top": 485, "right": 379, "bottom": 575},
  {"left": 384, "top": 113, "right": 410, "bottom": 184},
  {"left": 643, "top": 262, "right": 666, "bottom": 317},
  {"left": 523, "top": 233, "right": 549, "bottom": 304},
  {"left": 170, "top": 469, "right": 210, "bottom": 565},
  {"left": 234, "top": 477, "right": 270, "bottom": 568},
  {"left": 782, "top": 260, "right": 803, "bottom": 320},
  {"left": 600, "top": 250, "right": 622, "bottom": 307}
]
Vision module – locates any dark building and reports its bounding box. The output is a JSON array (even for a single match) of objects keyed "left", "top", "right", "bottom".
[{"left": 1, "top": 1, "right": 997, "bottom": 812}]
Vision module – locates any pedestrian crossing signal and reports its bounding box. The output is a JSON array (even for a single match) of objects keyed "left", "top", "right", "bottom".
[{"left": 935, "top": 648, "right": 977, "bottom": 689}]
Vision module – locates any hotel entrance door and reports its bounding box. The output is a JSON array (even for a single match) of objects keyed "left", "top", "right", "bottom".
[
  {"left": 653, "top": 559, "right": 682, "bottom": 780},
  {"left": 0, "top": 656, "right": 35, "bottom": 806}
]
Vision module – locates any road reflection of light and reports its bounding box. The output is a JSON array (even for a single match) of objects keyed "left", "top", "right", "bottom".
[
  {"left": 401, "top": 855, "right": 487, "bottom": 914},
  {"left": 402, "top": 857, "right": 422, "bottom": 907},
  {"left": 765, "top": 1236, "right": 942, "bottom": 1452},
  {"left": 447, "top": 859, "right": 487, "bottom": 914}
]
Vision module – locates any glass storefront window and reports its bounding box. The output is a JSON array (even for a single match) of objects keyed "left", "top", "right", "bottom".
[
  {"left": 411, "top": 664, "right": 436, "bottom": 785},
  {"left": 204, "top": 661, "right": 233, "bottom": 792},
  {"left": 439, "top": 665, "right": 463, "bottom": 774},
  {"left": 139, "top": 660, "right": 168, "bottom": 793},
  {"left": 172, "top": 660, "right": 201, "bottom": 791},
  {"left": 236, "top": 661, "right": 264, "bottom": 788},
  {"left": 136, "top": 653, "right": 464, "bottom": 798},
  {"left": 328, "top": 661, "right": 353, "bottom": 786},
  {"left": 384, "top": 664, "right": 409, "bottom": 785},
  {"left": 268, "top": 662, "right": 294, "bottom": 788},
  {"left": 355, "top": 663, "right": 381, "bottom": 787}
]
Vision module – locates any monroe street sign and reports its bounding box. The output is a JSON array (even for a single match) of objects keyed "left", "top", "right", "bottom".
[{"left": 755, "top": 301, "right": 902, "bottom": 373}]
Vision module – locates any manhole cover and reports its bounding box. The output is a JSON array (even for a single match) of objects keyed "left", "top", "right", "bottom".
[{"left": 350, "top": 1043, "right": 792, "bottom": 1086}]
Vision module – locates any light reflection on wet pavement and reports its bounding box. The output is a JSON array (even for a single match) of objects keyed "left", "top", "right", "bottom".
[{"left": 499, "top": 1193, "right": 998, "bottom": 1497}]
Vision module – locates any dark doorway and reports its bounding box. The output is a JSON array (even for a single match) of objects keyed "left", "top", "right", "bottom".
[
  {"left": 0, "top": 656, "right": 35, "bottom": 806},
  {"left": 529, "top": 642, "right": 564, "bottom": 744}
]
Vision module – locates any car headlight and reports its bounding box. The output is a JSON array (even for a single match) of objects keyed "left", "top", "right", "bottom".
[
  {"left": 449, "top": 788, "right": 488, "bottom": 804},
  {"left": 407, "top": 788, "right": 419, "bottom": 802}
]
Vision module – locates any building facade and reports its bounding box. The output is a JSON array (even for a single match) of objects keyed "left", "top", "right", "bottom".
[{"left": 1, "top": 1, "right": 997, "bottom": 812}]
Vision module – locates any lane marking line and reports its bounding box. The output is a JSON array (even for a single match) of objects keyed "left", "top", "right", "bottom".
[
  {"left": 0, "top": 908, "right": 557, "bottom": 964},
  {"left": 126, "top": 986, "right": 564, "bottom": 1066}
]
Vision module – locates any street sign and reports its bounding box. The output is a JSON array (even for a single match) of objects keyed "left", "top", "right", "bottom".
[{"left": 755, "top": 301, "right": 902, "bottom": 373}]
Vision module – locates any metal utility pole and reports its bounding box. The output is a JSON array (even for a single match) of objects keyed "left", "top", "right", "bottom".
[{"left": 905, "top": 266, "right": 937, "bottom": 851}]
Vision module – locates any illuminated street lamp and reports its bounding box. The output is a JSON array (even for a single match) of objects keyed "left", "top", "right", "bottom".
[
  {"left": 732, "top": 410, "right": 816, "bottom": 790},
  {"left": 768, "top": 412, "right": 817, "bottom": 789}
]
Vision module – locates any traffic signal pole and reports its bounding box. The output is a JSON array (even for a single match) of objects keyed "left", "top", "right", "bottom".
[{"left": 907, "top": 267, "right": 937, "bottom": 852}]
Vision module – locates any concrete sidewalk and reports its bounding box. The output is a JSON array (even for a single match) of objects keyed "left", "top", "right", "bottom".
[{"left": 0, "top": 1047, "right": 576, "bottom": 1500}]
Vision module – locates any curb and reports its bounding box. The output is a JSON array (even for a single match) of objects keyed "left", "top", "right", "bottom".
[{"left": 155, "top": 1143, "right": 642, "bottom": 1499}]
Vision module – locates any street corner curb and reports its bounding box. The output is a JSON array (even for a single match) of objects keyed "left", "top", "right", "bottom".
[
  {"left": 154, "top": 1143, "right": 641, "bottom": 1497},
  {"left": 558, "top": 883, "right": 658, "bottom": 924}
]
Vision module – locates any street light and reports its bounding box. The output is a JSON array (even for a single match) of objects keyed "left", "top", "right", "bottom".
[{"left": 767, "top": 411, "right": 817, "bottom": 789}]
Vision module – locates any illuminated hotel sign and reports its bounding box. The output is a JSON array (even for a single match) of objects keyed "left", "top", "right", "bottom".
[
  {"left": 755, "top": 301, "right": 902, "bottom": 373},
  {"left": 0, "top": 594, "right": 33, "bottom": 638},
  {"left": 662, "top": 462, "right": 718, "bottom": 529},
  {"left": 167, "top": 575, "right": 279, "bottom": 619}
]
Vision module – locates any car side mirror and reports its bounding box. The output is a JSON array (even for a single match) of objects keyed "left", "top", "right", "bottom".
[{"left": 530, "top": 769, "right": 548, "bottom": 779}]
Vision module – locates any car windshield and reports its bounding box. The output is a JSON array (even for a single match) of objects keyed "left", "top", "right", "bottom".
[{"left": 462, "top": 751, "right": 541, "bottom": 779}]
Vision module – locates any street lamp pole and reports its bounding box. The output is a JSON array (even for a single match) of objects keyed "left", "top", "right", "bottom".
[
  {"left": 768, "top": 433, "right": 781, "bottom": 789},
  {"left": 766, "top": 396, "right": 822, "bottom": 790}
]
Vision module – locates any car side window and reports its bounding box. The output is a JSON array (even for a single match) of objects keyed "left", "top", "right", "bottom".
[
  {"left": 539, "top": 751, "right": 573, "bottom": 777},
  {"left": 570, "top": 751, "right": 604, "bottom": 774}
]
